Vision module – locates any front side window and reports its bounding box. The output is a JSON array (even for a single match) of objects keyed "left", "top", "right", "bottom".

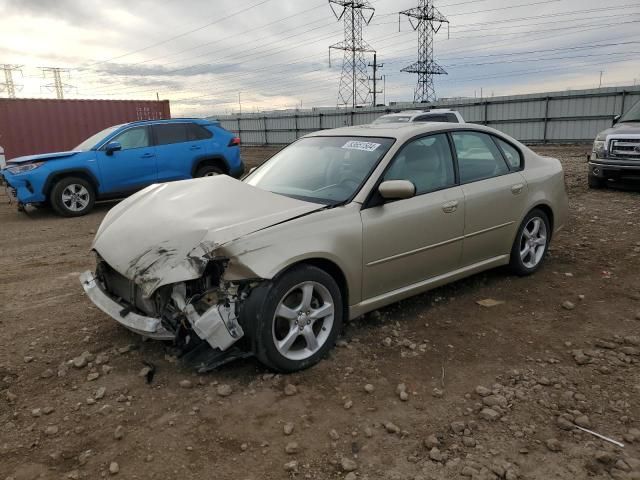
[
  {"left": 452, "top": 131, "right": 509, "bottom": 183},
  {"left": 384, "top": 133, "right": 455, "bottom": 195},
  {"left": 495, "top": 138, "right": 522, "bottom": 170},
  {"left": 154, "top": 124, "right": 189, "bottom": 145},
  {"left": 112, "top": 127, "right": 151, "bottom": 150},
  {"left": 244, "top": 136, "right": 395, "bottom": 204}
]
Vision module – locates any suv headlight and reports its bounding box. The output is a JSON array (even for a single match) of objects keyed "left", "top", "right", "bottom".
[
  {"left": 592, "top": 140, "right": 606, "bottom": 159},
  {"left": 7, "top": 162, "right": 44, "bottom": 174}
]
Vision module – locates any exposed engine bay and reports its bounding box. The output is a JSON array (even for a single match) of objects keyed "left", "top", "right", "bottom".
[{"left": 85, "top": 255, "right": 258, "bottom": 371}]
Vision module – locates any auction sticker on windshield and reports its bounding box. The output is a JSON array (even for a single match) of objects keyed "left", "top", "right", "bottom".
[{"left": 342, "top": 140, "right": 381, "bottom": 152}]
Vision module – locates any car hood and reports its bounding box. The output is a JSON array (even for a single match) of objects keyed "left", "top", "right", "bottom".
[
  {"left": 7, "top": 151, "right": 81, "bottom": 165},
  {"left": 93, "top": 176, "right": 324, "bottom": 297},
  {"left": 597, "top": 121, "right": 640, "bottom": 140}
]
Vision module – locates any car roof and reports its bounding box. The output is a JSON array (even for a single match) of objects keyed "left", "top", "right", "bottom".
[
  {"left": 123, "top": 118, "right": 217, "bottom": 128},
  {"left": 305, "top": 122, "right": 502, "bottom": 142}
]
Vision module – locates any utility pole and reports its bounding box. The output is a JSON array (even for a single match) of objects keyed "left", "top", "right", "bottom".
[
  {"left": 238, "top": 92, "right": 242, "bottom": 115},
  {"left": 0, "top": 64, "right": 23, "bottom": 98},
  {"left": 399, "top": 0, "right": 449, "bottom": 103},
  {"left": 329, "top": 0, "right": 376, "bottom": 108},
  {"left": 368, "top": 52, "right": 383, "bottom": 107},
  {"left": 599, "top": 70, "right": 604, "bottom": 88},
  {"left": 40, "top": 67, "right": 74, "bottom": 99}
]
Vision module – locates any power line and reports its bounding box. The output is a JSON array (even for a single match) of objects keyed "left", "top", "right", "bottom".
[
  {"left": 0, "top": 64, "right": 22, "bottom": 98},
  {"left": 400, "top": 0, "right": 449, "bottom": 103},
  {"left": 329, "top": 0, "right": 377, "bottom": 108}
]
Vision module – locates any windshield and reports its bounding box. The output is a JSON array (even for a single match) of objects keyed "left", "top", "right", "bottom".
[
  {"left": 244, "top": 136, "right": 395, "bottom": 204},
  {"left": 74, "top": 125, "right": 122, "bottom": 151},
  {"left": 619, "top": 100, "right": 640, "bottom": 123},
  {"left": 373, "top": 115, "right": 412, "bottom": 124}
]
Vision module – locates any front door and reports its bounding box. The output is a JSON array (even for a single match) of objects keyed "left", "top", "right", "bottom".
[
  {"left": 451, "top": 131, "right": 529, "bottom": 266},
  {"left": 361, "top": 133, "right": 465, "bottom": 300},
  {"left": 96, "top": 126, "right": 157, "bottom": 194}
]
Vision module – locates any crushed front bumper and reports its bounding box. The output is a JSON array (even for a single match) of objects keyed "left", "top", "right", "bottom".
[{"left": 79, "top": 271, "right": 175, "bottom": 340}]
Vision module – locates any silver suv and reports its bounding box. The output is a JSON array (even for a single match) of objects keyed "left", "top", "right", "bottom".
[
  {"left": 373, "top": 109, "right": 465, "bottom": 124},
  {"left": 589, "top": 99, "right": 640, "bottom": 188}
]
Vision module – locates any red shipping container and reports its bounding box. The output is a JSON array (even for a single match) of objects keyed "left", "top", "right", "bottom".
[{"left": 0, "top": 98, "right": 171, "bottom": 160}]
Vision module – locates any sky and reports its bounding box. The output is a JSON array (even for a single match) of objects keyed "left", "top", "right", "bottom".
[{"left": 0, "top": 0, "right": 639, "bottom": 116}]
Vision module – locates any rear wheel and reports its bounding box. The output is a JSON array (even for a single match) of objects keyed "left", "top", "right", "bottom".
[
  {"left": 588, "top": 175, "right": 605, "bottom": 189},
  {"left": 509, "top": 209, "right": 551, "bottom": 276},
  {"left": 195, "top": 164, "right": 223, "bottom": 177},
  {"left": 50, "top": 177, "right": 95, "bottom": 217},
  {"left": 241, "top": 265, "right": 343, "bottom": 372}
]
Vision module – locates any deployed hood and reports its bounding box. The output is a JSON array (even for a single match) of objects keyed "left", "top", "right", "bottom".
[
  {"left": 8, "top": 151, "right": 80, "bottom": 165},
  {"left": 93, "top": 176, "right": 324, "bottom": 297},
  {"left": 597, "top": 122, "right": 640, "bottom": 140}
]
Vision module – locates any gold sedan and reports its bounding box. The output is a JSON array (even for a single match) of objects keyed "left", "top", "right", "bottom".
[{"left": 81, "top": 122, "right": 568, "bottom": 372}]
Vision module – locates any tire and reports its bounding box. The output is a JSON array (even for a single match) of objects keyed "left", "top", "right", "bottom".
[
  {"left": 195, "top": 164, "right": 224, "bottom": 177},
  {"left": 509, "top": 208, "right": 551, "bottom": 276},
  {"left": 588, "top": 175, "right": 605, "bottom": 189},
  {"left": 240, "top": 265, "right": 343, "bottom": 372},
  {"left": 50, "top": 177, "right": 96, "bottom": 217}
]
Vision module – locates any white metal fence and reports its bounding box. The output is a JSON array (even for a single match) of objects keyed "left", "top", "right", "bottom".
[{"left": 212, "top": 85, "right": 640, "bottom": 145}]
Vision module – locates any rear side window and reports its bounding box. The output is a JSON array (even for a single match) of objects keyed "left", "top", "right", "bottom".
[
  {"left": 494, "top": 138, "right": 522, "bottom": 170},
  {"left": 154, "top": 124, "right": 189, "bottom": 145},
  {"left": 452, "top": 131, "right": 510, "bottom": 183},
  {"left": 188, "top": 124, "right": 213, "bottom": 140}
]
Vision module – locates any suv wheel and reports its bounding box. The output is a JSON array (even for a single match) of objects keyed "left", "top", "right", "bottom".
[
  {"left": 195, "top": 165, "right": 223, "bottom": 177},
  {"left": 509, "top": 208, "right": 551, "bottom": 276},
  {"left": 241, "top": 265, "right": 343, "bottom": 372},
  {"left": 50, "top": 177, "right": 96, "bottom": 217},
  {"left": 588, "top": 175, "right": 605, "bottom": 189}
]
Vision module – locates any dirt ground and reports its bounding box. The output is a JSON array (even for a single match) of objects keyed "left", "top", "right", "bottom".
[{"left": 1, "top": 145, "right": 639, "bottom": 480}]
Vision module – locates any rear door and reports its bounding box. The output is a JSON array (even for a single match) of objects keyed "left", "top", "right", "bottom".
[
  {"left": 451, "top": 131, "right": 528, "bottom": 266},
  {"left": 153, "top": 123, "right": 212, "bottom": 182},
  {"left": 96, "top": 126, "right": 157, "bottom": 193},
  {"left": 361, "top": 133, "right": 465, "bottom": 299}
]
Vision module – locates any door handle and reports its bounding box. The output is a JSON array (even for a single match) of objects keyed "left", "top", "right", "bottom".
[
  {"left": 511, "top": 183, "right": 524, "bottom": 195},
  {"left": 140, "top": 153, "right": 155, "bottom": 158},
  {"left": 441, "top": 200, "right": 459, "bottom": 213},
  {"left": 190, "top": 145, "right": 202, "bottom": 150}
]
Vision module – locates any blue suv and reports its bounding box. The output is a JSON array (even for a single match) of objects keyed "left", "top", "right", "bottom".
[{"left": 1, "top": 118, "right": 244, "bottom": 216}]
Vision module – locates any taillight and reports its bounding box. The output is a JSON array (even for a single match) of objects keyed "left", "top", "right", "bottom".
[{"left": 228, "top": 137, "right": 241, "bottom": 147}]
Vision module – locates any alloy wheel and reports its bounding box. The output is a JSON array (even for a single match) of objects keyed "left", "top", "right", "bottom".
[
  {"left": 519, "top": 216, "right": 547, "bottom": 269},
  {"left": 61, "top": 184, "right": 90, "bottom": 212},
  {"left": 272, "top": 281, "right": 335, "bottom": 361}
]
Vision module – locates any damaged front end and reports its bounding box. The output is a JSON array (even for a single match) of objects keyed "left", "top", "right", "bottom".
[{"left": 80, "top": 256, "right": 256, "bottom": 371}]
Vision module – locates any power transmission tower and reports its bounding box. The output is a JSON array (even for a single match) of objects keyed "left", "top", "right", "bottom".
[
  {"left": 329, "top": 0, "right": 376, "bottom": 108},
  {"left": 368, "top": 52, "right": 383, "bottom": 107},
  {"left": 40, "top": 67, "right": 75, "bottom": 99},
  {"left": 399, "top": 0, "right": 449, "bottom": 103},
  {"left": 0, "top": 64, "right": 23, "bottom": 98}
]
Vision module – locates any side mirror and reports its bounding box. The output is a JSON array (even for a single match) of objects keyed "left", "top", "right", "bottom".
[
  {"left": 105, "top": 141, "right": 122, "bottom": 156},
  {"left": 378, "top": 180, "right": 416, "bottom": 201},
  {"left": 613, "top": 114, "right": 621, "bottom": 125}
]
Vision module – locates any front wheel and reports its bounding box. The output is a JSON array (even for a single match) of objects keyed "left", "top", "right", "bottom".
[
  {"left": 509, "top": 209, "right": 551, "bottom": 276},
  {"left": 50, "top": 177, "right": 96, "bottom": 217},
  {"left": 588, "top": 175, "right": 605, "bottom": 189},
  {"left": 241, "top": 265, "right": 343, "bottom": 372}
]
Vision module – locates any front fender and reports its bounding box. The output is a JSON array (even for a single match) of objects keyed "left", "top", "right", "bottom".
[{"left": 219, "top": 204, "right": 363, "bottom": 306}]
